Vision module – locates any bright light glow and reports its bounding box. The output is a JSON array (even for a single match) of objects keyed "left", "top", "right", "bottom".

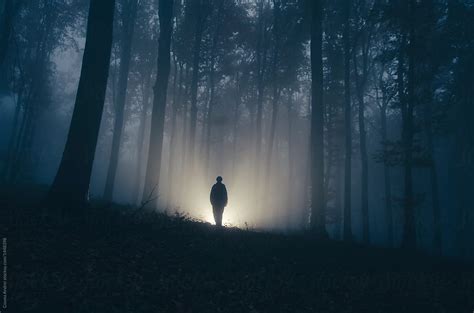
[{"left": 195, "top": 204, "right": 244, "bottom": 228}]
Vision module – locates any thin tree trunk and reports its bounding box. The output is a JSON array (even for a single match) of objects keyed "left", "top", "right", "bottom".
[
  {"left": 103, "top": 0, "right": 138, "bottom": 201},
  {"left": 0, "top": 0, "right": 16, "bottom": 67},
  {"left": 353, "top": 39, "right": 370, "bottom": 244},
  {"left": 132, "top": 72, "right": 152, "bottom": 205},
  {"left": 380, "top": 101, "right": 393, "bottom": 246},
  {"left": 1, "top": 81, "right": 24, "bottom": 181},
  {"left": 188, "top": 0, "right": 203, "bottom": 175},
  {"left": 400, "top": 1, "right": 416, "bottom": 248},
  {"left": 421, "top": 0, "right": 442, "bottom": 255},
  {"left": 231, "top": 71, "right": 241, "bottom": 182},
  {"left": 255, "top": 0, "right": 269, "bottom": 204},
  {"left": 47, "top": 0, "right": 115, "bottom": 207},
  {"left": 167, "top": 58, "right": 181, "bottom": 207},
  {"left": 423, "top": 96, "right": 442, "bottom": 254},
  {"left": 323, "top": 97, "right": 334, "bottom": 216},
  {"left": 204, "top": 1, "right": 224, "bottom": 177},
  {"left": 286, "top": 91, "right": 294, "bottom": 213},
  {"left": 343, "top": 0, "right": 352, "bottom": 241},
  {"left": 310, "top": 0, "right": 327, "bottom": 236},
  {"left": 264, "top": 0, "right": 281, "bottom": 206},
  {"left": 142, "top": 0, "right": 174, "bottom": 205},
  {"left": 178, "top": 65, "right": 190, "bottom": 195}
]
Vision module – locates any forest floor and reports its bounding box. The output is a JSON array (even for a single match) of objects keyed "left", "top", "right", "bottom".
[{"left": 1, "top": 185, "right": 474, "bottom": 313}]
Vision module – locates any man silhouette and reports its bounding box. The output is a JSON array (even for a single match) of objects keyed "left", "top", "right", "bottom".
[{"left": 210, "top": 176, "right": 228, "bottom": 226}]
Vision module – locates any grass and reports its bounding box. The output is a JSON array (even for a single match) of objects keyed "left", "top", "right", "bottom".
[{"left": 1, "top": 185, "right": 474, "bottom": 313}]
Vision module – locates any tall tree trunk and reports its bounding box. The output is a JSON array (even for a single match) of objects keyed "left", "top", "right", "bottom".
[
  {"left": 178, "top": 65, "right": 190, "bottom": 196},
  {"left": 1, "top": 81, "right": 24, "bottom": 181},
  {"left": 400, "top": 1, "right": 416, "bottom": 248},
  {"left": 103, "top": 0, "right": 138, "bottom": 201},
  {"left": 421, "top": 0, "right": 442, "bottom": 255},
  {"left": 353, "top": 37, "right": 370, "bottom": 244},
  {"left": 423, "top": 94, "right": 442, "bottom": 254},
  {"left": 380, "top": 101, "right": 393, "bottom": 246},
  {"left": 0, "top": 0, "right": 16, "bottom": 67},
  {"left": 188, "top": 0, "right": 203, "bottom": 174},
  {"left": 255, "top": 0, "right": 268, "bottom": 204},
  {"left": 204, "top": 1, "right": 224, "bottom": 177},
  {"left": 343, "top": 0, "right": 352, "bottom": 241},
  {"left": 310, "top": 0, "right": 327, "bottom": 236},
  {"left": 142, "top": 0, "right": 174, "bottom": 205},
  {"left": 358, "top": 81, "right": 370, "bottom": 244},
  {"left": 132, "top": 72, "right": 152, "bottom": 205},
  {"left": 286, "top": 91, "right": 294, "bottom": 213},
  {"left": 323, "top": 96, "right": 335, "bottom": 223},
  {"left": 231, "top": 71, "right": 241, "bottom": 182},
  {"left": 47, "top": 0, "right": 115, "bottom": 207},
  {"left": 167, "top": 58, "right": 181, "bottom": 206},
  {"left": 264, "top": 0, "right": 281, "bottom": 206}
]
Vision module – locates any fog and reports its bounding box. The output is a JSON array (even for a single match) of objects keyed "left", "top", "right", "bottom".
[{"left": 1, "top": 0, "right": 473, "bottom": 259}]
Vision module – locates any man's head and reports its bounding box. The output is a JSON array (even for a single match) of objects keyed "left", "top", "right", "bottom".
[{"left": 216, "top": 176, "right": 223, "bottom": 183}]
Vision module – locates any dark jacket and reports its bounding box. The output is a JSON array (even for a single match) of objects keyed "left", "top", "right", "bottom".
[{"left": 210, "top": 182, "right": 228, "bottom": 208}]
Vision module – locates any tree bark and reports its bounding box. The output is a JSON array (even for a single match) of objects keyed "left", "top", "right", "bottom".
[
  {"left": 142, "top": 0, "right": 174, "bottom": 205},
  {"left": 47, "top": 0, "right": 115, "bottom": 207}
]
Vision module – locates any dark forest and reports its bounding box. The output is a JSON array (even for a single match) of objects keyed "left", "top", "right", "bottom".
[{"left": 1, "top": 0, "right": 473, "bottom": 312}]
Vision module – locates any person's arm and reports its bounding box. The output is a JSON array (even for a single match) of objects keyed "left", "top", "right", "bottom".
[
  {"left": 223, "top": 185, "right": 228, "bottom": 206},
  {"left": 210, "top": 185, "right": 216, "bottom": 206}
]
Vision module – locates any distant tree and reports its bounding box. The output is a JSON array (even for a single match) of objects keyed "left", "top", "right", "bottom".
[
  {"left": 0, "top": 0, "right": 14, "bottom": 67},
  {"left": 47, "top": 0, "right": 116, "bottom": 207},
  {"left": 254, "top": 0, "right": 270, "bottom": 201},
  {"left": 142, "top": 0, "right": 174, "bottom": 205},
  {"left": 342, "top": 0, "right": 353, "bottom": 241},
  {"left": 374, "top": 60, "right": 396, "bottom": 247},
  {"left": 417, "top": 0, "right": 442, "bottom": 254},
  {"left": 445, "top": 0, "right": 474, "bottom": 257},
  {"left": 352, "top": 0, "right": 376, "bottom": 244},
  {"left": 103, "top": 0, "right": 139, "bottom": 201},
  {"left": 310, "top": 0, "right": 327, "bottom": 236},
  {"left": 188, "top": 0, "right": 204, "bottom": 174},
  {"left": 127, "top": 0, "right": 158, "bottom": 204},
  {"left": 2, "top": 0, "right": 88, "bottom": 183},
  {"left": 0, "top": 0, "right": 24, "bottom": 68}
]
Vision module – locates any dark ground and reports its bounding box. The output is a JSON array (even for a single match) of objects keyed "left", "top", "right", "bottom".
[{"left": 1, "top": 186, "right": 474, "bottom": 313}]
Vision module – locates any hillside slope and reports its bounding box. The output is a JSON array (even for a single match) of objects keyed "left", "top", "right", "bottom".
[{"left": 2, "top": 188, "right": 473, "bottom": 313}]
